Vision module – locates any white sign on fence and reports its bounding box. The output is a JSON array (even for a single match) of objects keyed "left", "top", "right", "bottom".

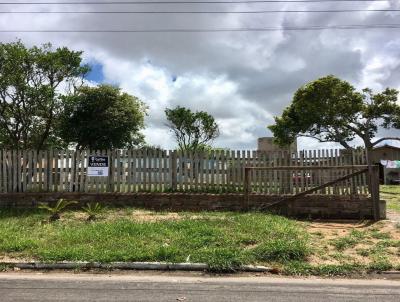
[{"left": 88, "top": 156, "right": 109, "bottom": 177}]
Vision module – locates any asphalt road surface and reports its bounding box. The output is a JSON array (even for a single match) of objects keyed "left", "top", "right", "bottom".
[{"left": 0, "top": 272, "right": 400, "bottom": 301}]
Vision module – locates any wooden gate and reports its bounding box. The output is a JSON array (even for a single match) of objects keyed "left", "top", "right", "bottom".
[{"left": 244, "top": 165, "right": 381, "bottom": 220}]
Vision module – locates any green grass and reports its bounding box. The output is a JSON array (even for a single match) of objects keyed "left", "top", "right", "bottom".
[
  {"left": 1, "top": 206, "right": 399, "bottom": 275},
  {"left": 283, "top": 261, "right": 366, "bottom": 276},
  {"left": 284, "top": 261, "right": 395, "bottom": 276},
  {"left": 370, "top": 230, "right": 392, "bottom": 240},
  {"left": 0, "top": 208, "right": 310, "bottom": 271},
  {"left": 331, "top": 230, "right": 366, "bottom": 251},
  {"left": 381, "top": 185, "right": 400, "bottom": 213}
]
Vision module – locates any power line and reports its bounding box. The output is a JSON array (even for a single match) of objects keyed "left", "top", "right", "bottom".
[
  {"left": 0, "top": 0, "right": 392, "bottom": 4},
  {"left": 1, "top": 24, "right": 400, "bottom": 32},
  {"left": 1, "top": 9, "right": 400, "bottom": 13}
]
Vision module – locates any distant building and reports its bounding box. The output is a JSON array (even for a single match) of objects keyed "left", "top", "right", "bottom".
[
  {"left": 371, "top": 145, "right": 400, "bottom": 184},
  {"left": 257, "top": 137, "right": 297, "bottom": 153}
]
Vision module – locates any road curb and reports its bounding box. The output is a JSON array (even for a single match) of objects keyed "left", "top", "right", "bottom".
[
  {"left": 381, "top": 271, "right": 400, "bottom": 275},
  {"left": 1, "top": 262, "right": 272, "bottom": 273}
]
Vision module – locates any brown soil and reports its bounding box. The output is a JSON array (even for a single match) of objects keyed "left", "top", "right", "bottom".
[{"left": 304, "top": 220, "right": 400, "bottom": 266}]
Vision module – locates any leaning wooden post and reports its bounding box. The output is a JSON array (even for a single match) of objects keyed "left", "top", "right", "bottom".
[
  {"left": 370, "top": 165, "right": 381, "bottom": 220},
  {"left": 243, "top": 167, "right": 250, "bottom": 211}
]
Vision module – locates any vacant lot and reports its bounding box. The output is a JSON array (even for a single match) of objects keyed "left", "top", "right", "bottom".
[
  {"left": 1, "top": 200, "right": 400, "bottom": 275},
  {"left": 0, "top": 209, "right": 309, "bottom": 271},
  {"left": 0, "top": 186, "right": 399, "bottom": 275}
]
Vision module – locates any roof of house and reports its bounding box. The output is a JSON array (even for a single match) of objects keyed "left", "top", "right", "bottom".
[{"left": 374, "top": 144, "right": 400, "bottom": 151}]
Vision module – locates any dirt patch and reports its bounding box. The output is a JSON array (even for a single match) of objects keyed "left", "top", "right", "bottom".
[
  {"left": 131, "top": 211, "right": 182, "bottom": 223},
  {"left": 59, "top": 210, "right": 231, "bottom": 224},
  {"left": 0, "top": 255, "right": 34, "bottom": 263},
  {"left": 387, "top": 211, "right": 400, "bottom": 223},
  {"left": 104, "top": 209, "right": 183, "bottom": 223},
  {"left": 304, "top": 220, "right": 400, "bottom": 267}
]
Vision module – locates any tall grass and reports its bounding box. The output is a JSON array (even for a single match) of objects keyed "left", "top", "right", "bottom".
[{"left": 0, "top": 209, "right": 309, "bottom": 271}]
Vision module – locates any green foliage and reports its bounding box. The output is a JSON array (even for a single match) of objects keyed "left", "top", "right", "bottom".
[
  {"left": 82, "top": 202, "right": 105, "bottom": 221},
  {"left": 0, "top": 40, "right": 89, "bottom": 150},
  {"left": 269, "top": 75, "right": 400, "bottom": 150},
  {"left": 59, "top": 84, "right": 147, "bottom": 150},
  {"left": 165, "top": 106, "right": 219, "bottom": 152},
  {"left": 38, "top": 199, "right": 78, "bottom": 221}
]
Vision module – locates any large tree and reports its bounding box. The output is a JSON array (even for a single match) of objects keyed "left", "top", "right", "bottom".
[
  {"left": 165, "top": 106, "right": 219, "bottom": 152},
  {"left": 268, "top": 75, "right": 400, "bottom": 163},
  {"left": 0, "top": 41, "right": 89, "bottom": 150},
  {"left": 59, "top": 84, "right": 147, "bottom": 150}
]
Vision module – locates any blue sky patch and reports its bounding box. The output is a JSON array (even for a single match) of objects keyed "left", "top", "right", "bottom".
[{"left": 85, "top": 62, "right": 104, "bottom": 83}]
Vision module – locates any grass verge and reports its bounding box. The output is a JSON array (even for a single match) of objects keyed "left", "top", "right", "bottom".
[
  {"left": 0, "top": 208, "right": 309, "bottom": 272},
  {"left": 1, "top": 201, "right": 399, "bottom": 275},
  {"left": 381, "top": 185, "right": 400, "bottom": 213}
]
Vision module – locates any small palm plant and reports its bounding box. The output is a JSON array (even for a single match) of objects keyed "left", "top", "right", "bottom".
[
  {"left": 39, "top": 199, "right": 78, "bottom": 222},
  {"left": 82, "top": 202, "right": 105, "bottom": 221}
]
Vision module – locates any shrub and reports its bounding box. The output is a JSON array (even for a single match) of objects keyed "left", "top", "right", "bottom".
[
  {"left": 82, "top": 202, "right": 105, "bottom": 221},
  {"left": 39, "top": 199, "right": 78, "bottom": 221}
]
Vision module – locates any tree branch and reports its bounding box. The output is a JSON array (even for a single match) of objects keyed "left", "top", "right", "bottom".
[{"left": 298, "top": 134, "right": 331, "bottom": 143}]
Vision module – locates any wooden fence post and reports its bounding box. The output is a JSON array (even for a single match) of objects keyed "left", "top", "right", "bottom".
[
  {"left": 243, "top": 167, "right": 250, "bottom": 210},
  {"left": 170, "top": 150, "right": 177, "bottom": 191},
  {"left": 371, "top": 165, "right": 381, "bottom": 221},
  {"left": 108, "top": 150, "right": 113, "bottom": 193}
]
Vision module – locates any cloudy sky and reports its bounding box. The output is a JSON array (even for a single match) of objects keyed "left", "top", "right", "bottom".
[{"left": 1, "top": 0, "right": 400, "bottom": 150}]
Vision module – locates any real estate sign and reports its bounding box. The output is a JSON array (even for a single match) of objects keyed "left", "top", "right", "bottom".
[{"left": 88, "top": 156, "right": 109, "bottom": 177}]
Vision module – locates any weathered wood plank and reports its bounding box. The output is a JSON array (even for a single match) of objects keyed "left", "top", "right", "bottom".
[
  {"left": 47, "top": 150, "right": 53, "bottom": 192},
  {"left": 79, "top": 150, "right": 85, "bottom": 193},
  {"left": 138, "top": 149, "right": 143, "bottom": 192},
  {"left": 12, "top": 150, "right": 17, "bottom": 192},
  {"left": 261, "top": 168, "right": 369, "bottom": 210},
  {"left": 235, "top": 150, "right": 240, "bottom": 193},
  {"left": 0, "top": 150, "right": 3, "bottom": 193},
  {"left": 170, "top": 150, "right": 177, "bottom": 191},
  {"left": 58, "top": 150, "right": 64, "bottom": 192},
  {"left": 121, "top": 149, "right": 126, "bottom": 193},
  {"left": 116, "top": 149, "right": 121, "bottom": 193},
  {"left": 132, "top": 150, "right": 140, "bottom": 192},
  {"left": 163, "top": 150, "right": 168, "bottom": 192}
]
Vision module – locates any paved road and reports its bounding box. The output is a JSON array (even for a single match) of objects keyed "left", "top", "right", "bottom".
[{"left": 0, "top": 273, "right": 400, "bottom": 301}]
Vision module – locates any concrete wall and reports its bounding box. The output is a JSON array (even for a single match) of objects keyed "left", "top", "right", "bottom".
[
  {"left": 257, "top": 137, "right": 297, "bottom": 153},
  {"left": 0, "top": 192, "right": 383, "bottom": 219}
]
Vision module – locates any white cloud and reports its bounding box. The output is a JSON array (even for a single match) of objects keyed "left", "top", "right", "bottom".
[{"left": 1, "top": 0, "right": 400, "bottom": 150}]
